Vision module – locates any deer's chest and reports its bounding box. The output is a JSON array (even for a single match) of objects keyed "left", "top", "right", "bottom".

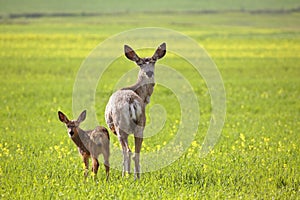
[{"left": 72, "top": 135, "right": 90, "bottom": 155}]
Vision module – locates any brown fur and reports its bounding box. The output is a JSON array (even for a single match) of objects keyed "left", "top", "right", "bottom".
[
  {"left": 58, "top": 110, "right": 110, "bottom": 181},
  {"left": 105, "top": 43, "right": 166, "bottom": 180}
]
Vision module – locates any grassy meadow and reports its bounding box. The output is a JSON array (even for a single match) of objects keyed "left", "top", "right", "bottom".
[{"left": 0, "top": 1, "right": 300, "bottom": 199}]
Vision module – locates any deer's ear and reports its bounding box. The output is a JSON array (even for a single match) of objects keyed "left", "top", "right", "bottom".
[
  {"left": 152, "top": 42, "right": 166, "bottom": 60},
  {"left": 58, "top": 111, "right": 69, "bottom": 124},
  {"left": 124, "top": 45, "right": 140, "bottom": 62},
  {"left": 77, "top": 110, "right": 86, "bottom": 123}
]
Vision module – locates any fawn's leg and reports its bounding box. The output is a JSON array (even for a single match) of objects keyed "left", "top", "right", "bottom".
[
  {"left": 91, "top": 157, "right": 99, "bottom": 178},
  {"left": 118, "top": 134, "right": 131, "bottom": 177},
  {"left": 133, "top": 136, "right": 143, "bottom": 180},
  {"left": 82, "top": 153, "right": 90, "bottom": 178},
  {"left": 103, "top": 152, "right": 110, "bottom": 181}
]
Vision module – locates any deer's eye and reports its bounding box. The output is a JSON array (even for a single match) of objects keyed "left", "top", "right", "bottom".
[
  {"left": 137, "top": 60, "right": 144, "bottom": 65},
  {"left": 145, "top": 58, "right": 155, "bottom": 64}
]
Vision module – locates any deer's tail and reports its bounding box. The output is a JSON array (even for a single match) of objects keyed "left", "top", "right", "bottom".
[{"left": 129, "top": 99, "right": 142, "bottom": 123}]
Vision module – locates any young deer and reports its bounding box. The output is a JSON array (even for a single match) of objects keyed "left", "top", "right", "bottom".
[
  {"left": 105, "top": 43, "right": 166, "bottom": 179},
  {"left": 58, "top": 110, "right": 110, "bottom": 181}
]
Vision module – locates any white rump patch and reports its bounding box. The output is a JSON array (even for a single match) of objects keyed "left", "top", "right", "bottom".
[
  {"left": 129, "top": 100, "right": 142, "bottom": 122},
  {"left": 130, "top": 103, "right": 137, "bottom": 121}
]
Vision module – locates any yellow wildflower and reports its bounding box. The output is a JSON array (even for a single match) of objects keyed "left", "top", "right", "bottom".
[{"left": 239, "top": 133, "right": 245, "bottom": 142}]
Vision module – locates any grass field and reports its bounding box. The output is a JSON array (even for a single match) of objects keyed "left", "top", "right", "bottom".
[
  {"left": 0, "top": 1, "right": 300, "bottom": 199},
  {"left": 0, "top": 0, "right": 299, "bottom": 15}
]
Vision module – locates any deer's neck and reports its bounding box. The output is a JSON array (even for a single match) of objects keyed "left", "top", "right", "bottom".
[
  {"left": 122, "top": 75, "right": 155, "bottom": 105},
  {"left": 71, "top": 128, "right": 90, "bottom": 155}
]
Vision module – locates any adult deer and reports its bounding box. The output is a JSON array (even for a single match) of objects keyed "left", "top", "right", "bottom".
[
  {"left": 58, "top": 110, "right": 110, "bottom": 181},
  {"left": 105, "top": 43, "right": 166, "bottom": 179}
]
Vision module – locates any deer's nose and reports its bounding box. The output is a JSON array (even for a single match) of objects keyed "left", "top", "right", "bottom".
[
  {"left": 69, "top": 131, "right": 74, "bottom": 137},
  {"left": 68, "top": 128, "right": 74, "bottom": 137},
  {"left": 146, "top": 71, "right": 153, "bottom": 78}
]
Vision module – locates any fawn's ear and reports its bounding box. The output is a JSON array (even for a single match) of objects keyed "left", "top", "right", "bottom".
[
  {"left": 58, "top": 111, "right": 69, "bottom": 124},
  {"left": 152, "top": 42, "right": 166, "bottom": 60},
  {"left": 77, "top": 110, "right": 86, "bottom": 123},
  {"left": 124, "top": 45, "right": 140, "bottom": 62}
]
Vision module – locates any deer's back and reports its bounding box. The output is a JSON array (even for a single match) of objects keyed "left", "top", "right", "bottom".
[
  {"left": 81, "top": 126, "right": 110, "bottom": 157},
  {"left": 105, "top": 90, "right": 145, "bottom": 135}
]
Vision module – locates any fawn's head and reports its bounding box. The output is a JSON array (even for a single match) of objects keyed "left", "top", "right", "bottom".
[
  {"left": 124, "top": 43, "right": 166, "bottom": 79},
  {"left": 58, "top": 110, "right": 86, "bottom": 137}
]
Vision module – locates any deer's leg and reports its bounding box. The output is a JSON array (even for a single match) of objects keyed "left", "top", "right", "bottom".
[
  {"left": 103, "top": 151, "right": 110, "bottom": 181},
  {"left": 118, "top": 134, "right": 131, "bottom": 177},
  {"left": 91, "top": 157, "right": 99, "bottom": 178},
  {"left": 82, "top": 153, "right": 90, "bottom": 178},
  {"left": 133, "top": 136, "right": 143, "bottom": 180}
]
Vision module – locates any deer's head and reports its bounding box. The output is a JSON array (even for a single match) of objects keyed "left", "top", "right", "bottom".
[
  {"left": 58, "top": 110, "right": 86, "bottom": 137},
  {"left": 124, "top": 43, "right": 166, "bottom": 80}
]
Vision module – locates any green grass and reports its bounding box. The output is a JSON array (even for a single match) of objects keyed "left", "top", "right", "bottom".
[
  {"left": 0, "top": 4, "right": 300, "bottom": 200},
  {"left": 0, "top": 0, "right": 299, "bottom": 15}
]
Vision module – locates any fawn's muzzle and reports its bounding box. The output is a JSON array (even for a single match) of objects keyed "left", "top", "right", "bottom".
[{"left": 68, "top": 128, "right": 75, "bottom": 137}]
